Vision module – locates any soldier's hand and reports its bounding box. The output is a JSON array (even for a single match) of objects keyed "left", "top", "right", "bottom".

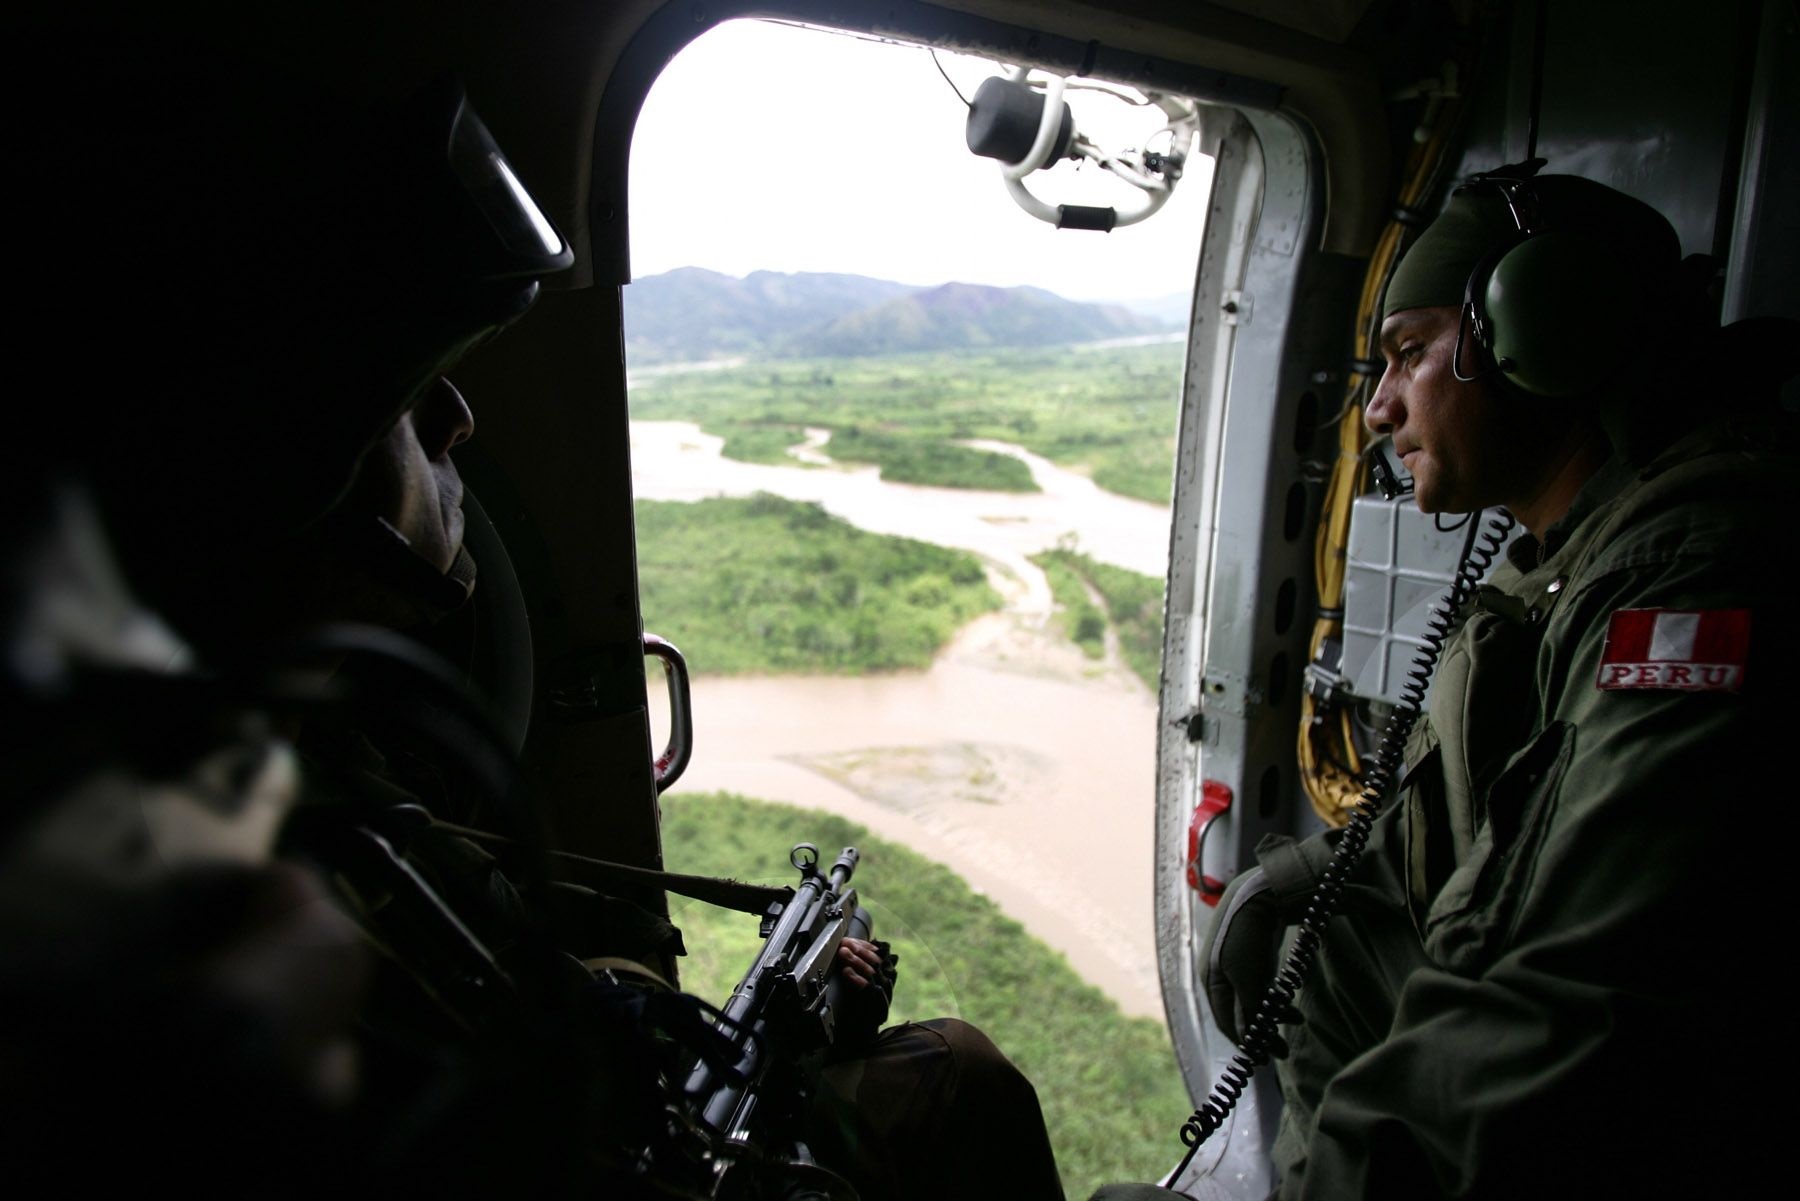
[
  {"left": 1201, "top": 832, "right": 1336, "bottom": 1052},
  {"left": 1202, "top": 865, "right": 1283, "bottom": 1047},
  {"left": 836, "top": 937, "right": 885, "bottom": 989}
]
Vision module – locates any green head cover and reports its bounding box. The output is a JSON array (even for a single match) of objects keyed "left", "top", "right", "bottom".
[
  {"left": 1382, "top": 186, "right": 1519, "bottom": 317},
  {"left": 1382, "top": 175, "right": 1680, "bottom": 319},
  {"left": 1382, "top": 174, "right": 1683, "bottom": 397}
]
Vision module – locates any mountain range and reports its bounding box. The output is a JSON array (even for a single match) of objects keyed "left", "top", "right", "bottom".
[{"left": 623, "top": 267, "right": 1181, "bottom": 364}]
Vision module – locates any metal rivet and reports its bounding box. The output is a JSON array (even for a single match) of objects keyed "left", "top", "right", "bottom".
[{"left": 1547, "top": 576, "right": 1566, "bottom": 594}]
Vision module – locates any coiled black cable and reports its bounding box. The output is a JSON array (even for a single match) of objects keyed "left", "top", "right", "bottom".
[{"left": 1172, "top": 508, "right": 1515, "bottom": 1176}]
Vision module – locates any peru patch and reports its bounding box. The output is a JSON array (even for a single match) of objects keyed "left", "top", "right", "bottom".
[{"left": 1596, "top": 608, "right": 1750, "bottom": 692}]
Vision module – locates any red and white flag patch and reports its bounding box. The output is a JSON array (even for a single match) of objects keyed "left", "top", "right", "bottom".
[{"left": 1596, "top": 608, "right": 1751, "bottom": 692}]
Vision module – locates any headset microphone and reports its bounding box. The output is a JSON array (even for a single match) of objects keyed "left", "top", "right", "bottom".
[{"left": 1368, "top": 440, "right": 1414, "bottom": 501}]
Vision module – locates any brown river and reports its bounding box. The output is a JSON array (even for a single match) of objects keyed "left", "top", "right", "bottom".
[{"left": 633, "top": 420, "right": 1172, "bottom": 1019}]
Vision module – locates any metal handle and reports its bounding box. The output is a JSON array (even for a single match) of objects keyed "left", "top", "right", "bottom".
[
  {"left": 1184, "top": 779, "right": 1233, "bottom": 905},
  {"left": 644, "top": 632, "right": 692, "bottom": 794}
]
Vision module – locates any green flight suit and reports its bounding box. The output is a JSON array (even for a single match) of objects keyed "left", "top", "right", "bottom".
[{"left": 1271, "top": 411, "right": 1798, "bottom": 1198}]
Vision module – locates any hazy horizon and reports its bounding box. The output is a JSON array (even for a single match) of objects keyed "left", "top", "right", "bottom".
[{"left": 629, "top": 262, "right": 1191, "bottom": 308}]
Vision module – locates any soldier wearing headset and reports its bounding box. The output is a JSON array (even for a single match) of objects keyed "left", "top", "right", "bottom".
[{"left": 1101, "top": 172, "right": 1798, "bottom": 1199}]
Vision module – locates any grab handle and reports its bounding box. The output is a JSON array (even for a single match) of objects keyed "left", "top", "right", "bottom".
[
  {"left": 1185, "top": 779, "right": 1233, "bottom": 904},
  {"left": 643, "top": 633, "right": 692, "bottom": 793}
]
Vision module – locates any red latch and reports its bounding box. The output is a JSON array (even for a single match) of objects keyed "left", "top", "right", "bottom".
[{"left": 1185, "top": 779, "right": 1233, "bottom": 905}]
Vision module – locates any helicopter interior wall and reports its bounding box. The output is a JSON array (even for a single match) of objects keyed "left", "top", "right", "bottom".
[
  {"left": 1192, "top": 0, "right": 1374, "bottom": 45},
  {"left": 451, "top": 286, "right": 664, "bottom": 876},
  {"left": 1448, "top": 0, "right": 1785, "bottom": 308},
  {"left": 1722, "top": 1, "right": 1800, "bottom": 331}
]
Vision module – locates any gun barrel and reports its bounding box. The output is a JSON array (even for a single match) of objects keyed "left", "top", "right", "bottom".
[{"left": 829, "top": 846, "right": 859, "bottom": 889}]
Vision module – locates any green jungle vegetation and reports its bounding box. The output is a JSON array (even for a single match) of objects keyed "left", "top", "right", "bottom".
[
  {"left": 713, "top": 421, "right": 813, "bottom": 465},
  {"left": 828, "top": 427, "right": 1036, "bottom": 491},
  {"left": 628, "top": 341, "right": 1183, "bottom": 503},
  {"left": 1035, "top": 551, "right": 1109, "bottom": 659},
  {"left": 1031, "top": 546, "right": 1167, "bottom": 691},
  {"left": 661, "top": 791, "right": 1190, "bottom": 1199},
  {"left": 635, "top": 493, "right": 1000, "bottom": 674}
]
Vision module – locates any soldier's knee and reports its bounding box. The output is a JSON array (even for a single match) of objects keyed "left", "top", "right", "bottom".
[{"left": 916, "top": 1017, "right": 1040, "bottom": 1100}]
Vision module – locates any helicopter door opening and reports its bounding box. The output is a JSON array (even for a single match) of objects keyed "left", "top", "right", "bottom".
[{"left": 622, "top": 15, "right": 1215, "bottom": 1194}]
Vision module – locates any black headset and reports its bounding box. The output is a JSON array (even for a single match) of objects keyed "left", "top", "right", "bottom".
[{"left": 1450, "top": 172, "right": 1674, "bottom": 399}]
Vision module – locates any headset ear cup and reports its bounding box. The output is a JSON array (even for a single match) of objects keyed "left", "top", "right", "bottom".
[{"left": 1486, "top": 232, "right": 1637, "bottom": 397}]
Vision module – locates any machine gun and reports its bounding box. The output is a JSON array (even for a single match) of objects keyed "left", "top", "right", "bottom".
[{"left": 652, "top": 842, "right": 877, "bottom": 1201}]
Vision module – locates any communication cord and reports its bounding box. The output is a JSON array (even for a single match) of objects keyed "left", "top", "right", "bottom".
[{"left": 1175, "top": 507, "right": 1515, "bottom": 1172}]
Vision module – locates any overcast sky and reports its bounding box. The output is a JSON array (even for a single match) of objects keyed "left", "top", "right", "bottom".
[{"left": 627, "top": 19, "right": 1212, "bottom": 305}]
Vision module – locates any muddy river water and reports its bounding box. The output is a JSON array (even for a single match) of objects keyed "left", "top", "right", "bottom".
[{"left": 632, "top": 420, "right": 1173, "bottom": 1019}]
